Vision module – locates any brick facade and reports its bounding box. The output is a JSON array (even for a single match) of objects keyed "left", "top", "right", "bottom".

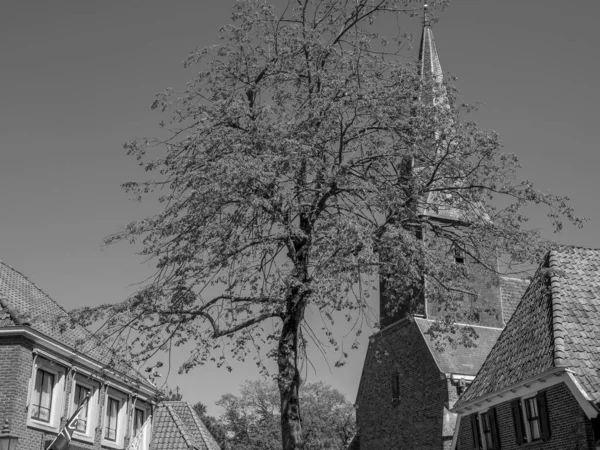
[
  {"left": 0, "top": 336, "right": 149, "bottom": 450},
  {"left": 356, "top": 319, "right": 451, "bottom": 449},
  {"left": 455, "top": 383, "right": 596, "bottom": 450}
]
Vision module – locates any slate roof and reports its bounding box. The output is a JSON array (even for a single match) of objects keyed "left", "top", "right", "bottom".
[
  {"left": 455, "top": 247, "right": 600, "bottom": 408},
  {"left": 415, "top": 318, "right": 503, "bottom": 376},
  {"left": 0, "top": 259, "right": 153, "bottom": 389},
  {"left": 152, "top": 402, "right": 221, "bottom": 450}
]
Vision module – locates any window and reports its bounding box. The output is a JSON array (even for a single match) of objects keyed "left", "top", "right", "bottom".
[
  {"left": 69, "top": 376, "right": 99, "bottom": 443},
  {"left": 478, "top": 408, "right": 500, "bottom": 450},
  {"left": 470, "top": 414, "right": 483, "bottom": 450},
  {"left": 391, "top": 372, "right": 400, "bottom": 403},
  {"left": 524, "top": 397, "right": 541, "bottom": 441},
  {"left": 105, "top": 397, "right": 120, "bottom": 441},
  {"left": 27, "top": 358, "right": 66, "bottom": 432},
  {"left": 454, "top": 246, "right": 466, "bottom": 264},
  {"left": 133, "top": 408, "right": 145, "bottom": 436},
  {"left": 101, "top": 387, "right": 128, "bottom": 449},
  {"left": 73, "top": 384, "right": 91, "bottom": 433},
  {"left": 470, "top": 408, "right": 503, "bottom": 450},
  {"left": 511, "top": 392, "right": 550, "bottom": 444},
  {"left": 31, "top": 369, "right": 54, "bottom": 422}
]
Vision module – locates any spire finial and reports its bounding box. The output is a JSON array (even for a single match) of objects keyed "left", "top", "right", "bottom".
[{"left": 423, "top": 3, "right": 430, "bottom": 27}]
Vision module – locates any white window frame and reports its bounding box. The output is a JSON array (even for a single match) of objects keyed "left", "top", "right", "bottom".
[
  {"left": 101, "top": 387, "right": 129, "bottom": 449},
  {"left": 27, "top": 357, "right": 66, "bottom": 432},
  {"left": 68, "top": 375, "right": 99, "bottom": 443},
  {"left": 521, "top": 393, "right": 542, "bottom": 443}
]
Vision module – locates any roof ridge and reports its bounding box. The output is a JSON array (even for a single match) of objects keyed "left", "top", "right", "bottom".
[
  {"left": 166, "top": 404, "right": 195, "bottom": 449},
  {"left": 548, "top": 250, "right": 568, "bottom": 367}
]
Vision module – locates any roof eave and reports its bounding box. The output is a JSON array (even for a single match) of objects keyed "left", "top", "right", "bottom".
[{"left": 0, "top": 326, "right": 158, "bottom": 398}]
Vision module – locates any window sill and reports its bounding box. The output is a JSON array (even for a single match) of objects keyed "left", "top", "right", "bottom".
[
  {"left": 72, "top": 431, "right": 95, "bottom": 445},
  {"left": 101, "top": 439, "right": 125, "bottom": 450},
  {"left": 27, "top": 419, "right": 60, "bottom": 434}
]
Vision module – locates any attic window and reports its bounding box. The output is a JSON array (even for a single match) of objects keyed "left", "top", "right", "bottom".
[{"left": 454, "top": 246, "right": 465, "bottom": 264}]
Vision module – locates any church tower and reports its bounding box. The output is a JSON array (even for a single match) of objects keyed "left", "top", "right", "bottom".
[
  {"left": 355, "top": 8, "right": 529, "bottom": 449},
  {"left": 378, "top": 5, "right": 504, "bottom": 330}
]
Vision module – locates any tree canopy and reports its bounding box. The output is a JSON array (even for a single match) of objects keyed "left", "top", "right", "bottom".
[
  {"left": 71, "top": 0, "right": 580, "bottom": 448},
  {"left": 195, "top": 380, "right": 355, "bottom": 450}
]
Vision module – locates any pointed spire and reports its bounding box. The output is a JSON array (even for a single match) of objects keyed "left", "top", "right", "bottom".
[{"left": 418, "top": 4, "right": 445, "bottom": 105}]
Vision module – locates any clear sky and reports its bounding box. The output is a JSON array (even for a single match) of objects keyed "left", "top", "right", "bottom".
[{"left": 1, "top": 0, "right": 599, "bottom": 415}]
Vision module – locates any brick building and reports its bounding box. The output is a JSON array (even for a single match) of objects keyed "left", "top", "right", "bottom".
[
  {"left": 0, "top": 259, "right": 221, "bottom": 450},
  {"left": 451, "top": 247, "right": 600, "bottom": 450},
  {"left": 353, "top": 12, "right": 529, "bottom": 450}
]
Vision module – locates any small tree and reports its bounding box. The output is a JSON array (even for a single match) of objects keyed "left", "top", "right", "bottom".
[{"left": 71, "top": 1, "right": 580, "bottom": 448}]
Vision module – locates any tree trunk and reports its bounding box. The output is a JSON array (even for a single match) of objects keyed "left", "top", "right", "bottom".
[{"left": 277, "top": 295, "right": 306, "bottom": 450}]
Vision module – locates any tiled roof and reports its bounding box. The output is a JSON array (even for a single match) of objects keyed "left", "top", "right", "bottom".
[
  {"left": 499, "top": 277, "right": 531, "bottom": 324},
  {"left": 0, "top": 260, "right": 153, "bottom": 388},
  {"left": 415, "top": 318, "right": 503, "bottom": 376},
  {"left": 152, "top": 402, "right": 221, "bottom": 450},
  {"left": 455, "top": 247, "right": 600, "bottom": 408}
]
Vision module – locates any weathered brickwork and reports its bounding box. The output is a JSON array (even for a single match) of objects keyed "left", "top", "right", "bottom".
[
  {"left": 455, "top": 382, "right": 596, "bottom": 450},
  {"left": 356, "top": 320, "right": 450, "bottom": 449},
  {"left": 0, "top": 337, "right": 143, "bottom": 450}
]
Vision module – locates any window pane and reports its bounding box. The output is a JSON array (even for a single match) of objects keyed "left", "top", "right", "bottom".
[
  {"left": 134, "top": 408, "right": 144, "bottom": 435},
  {"left": 74, "top": 385, "right": 90, "bottom": 432},
  {"left": 105, "top": 398, "right": 119, "bottom": 441},
  {"left": 32, "top": 369, "right": 54, "bottom": 422}
]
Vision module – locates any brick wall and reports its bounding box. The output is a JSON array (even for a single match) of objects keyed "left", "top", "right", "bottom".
[
  {"left": 455, "top": 382, "right": 595, "bottom": 450},
  {"left": 0, "top": 337, "right": 140, "bottom": 450},
  {"left": 356, "top": 319, "right": 449, "bottom": 449}
]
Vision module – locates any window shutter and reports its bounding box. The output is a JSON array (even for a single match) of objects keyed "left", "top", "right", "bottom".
[
  {"left": 511, "top": 399, "right": 524, "bottom": 445},
  {"left": 490, "top": 407, "right": 501, "bottom": 449},
  {"left": 536, "top": 391, "right": 551, "bottom": 441},
  {"left": 470, "top": 414, "right": 480, "bottom": 449}
]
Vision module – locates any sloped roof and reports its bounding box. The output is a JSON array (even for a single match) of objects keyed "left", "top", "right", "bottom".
[
  {"left": 413, "top": 276, "right": 528, "bottom": 376},
  {"left": 152, "top": 402, "right": 221, "bottom": 450},
  {"left": 455, "top": 247, "right": 600, "bottom": 408},
  {"left": 0, "top": 259, "right": 153, "bottom": 389},
  {"left": 415, "top": 318, "right": 503, "bottom": 376}
]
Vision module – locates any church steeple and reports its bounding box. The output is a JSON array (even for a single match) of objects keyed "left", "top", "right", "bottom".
[{"left": 418, "top": 4, "right": 446, "bottom": 106}]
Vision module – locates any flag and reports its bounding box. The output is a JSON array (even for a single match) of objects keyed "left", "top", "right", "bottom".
[
  {"left": 46, "top": 392, "right": 90, "bottom": 450},
  {"left": 126, "top": 416, "right": 151, "bottom": 450}
]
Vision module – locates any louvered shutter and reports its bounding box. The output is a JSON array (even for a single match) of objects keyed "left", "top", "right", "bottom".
[
  {"left": 470, "top": 414, "right": 480, "bottom": 449},
  {"left": 511, "top": 400, "right": 524, "bottom": 444},
  {"left": 490, "top": 407, "right": 501, "bottom": 449},
  {"left": 536, "top": 391, "right": 551, "bottom": 441}
]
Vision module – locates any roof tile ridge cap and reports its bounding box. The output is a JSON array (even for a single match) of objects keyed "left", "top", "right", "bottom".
[
  {"left": 0, "top": 296, "right": 30, "bottom": 326},
  {"left": 166, "top": 404, "right": 195, "bottom": 449},
  {"left": 548, "top": 250, "right": 568, "bottom": 367}
]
